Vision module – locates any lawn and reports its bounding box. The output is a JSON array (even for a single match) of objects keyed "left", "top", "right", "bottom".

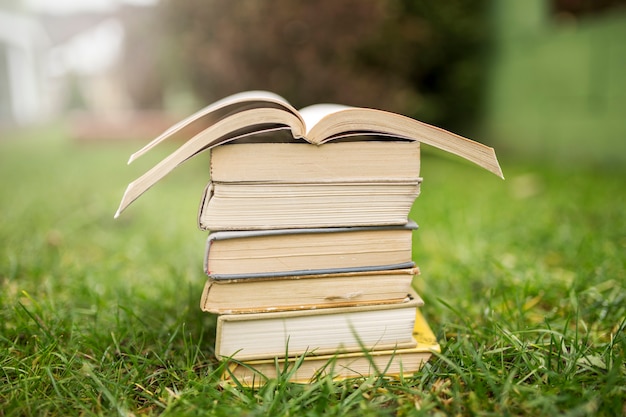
[{"left": 1, "top": 125, "right": 624, "bottom": 416}]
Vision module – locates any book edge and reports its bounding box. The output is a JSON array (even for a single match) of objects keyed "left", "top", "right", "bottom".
[
  {"left": 206, "top": 262, "right": 417, "bottom": 281},
  {"left": 216, "top": 289, "right": 422, "bottom": 323}
]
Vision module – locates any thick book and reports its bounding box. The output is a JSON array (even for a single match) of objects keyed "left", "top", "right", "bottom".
[
  {"left": 221, "top": 308, "right": 440, "bottom": 387},
  {"left": 200, "top": 267, "right": 420, "bottom": 314},
  {"left": 198, "top": 181, "right": 421, "bottom": 231},
  {"left": 203, "top": 222, "right": 417, "bottom": 279},
  {"left": 115, "top": 90, "right": 503, "bottom": 218},
  {"left": 209, "top": 138, "right": 421, "bottom": 183},
  {"left": 215, "top": 290, "right": 423, "bottom": 361}
]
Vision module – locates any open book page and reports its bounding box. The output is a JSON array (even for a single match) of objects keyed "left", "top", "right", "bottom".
[
  {"left": 298, "top": 103, "right": 352, "bottom": 134},
  {"left": 115, "top": 109, "right": 304, "bottom": 218},
  {"left": 307, "top": 108, "right": 504, "bottom": 178},
  {"left": 298, "top": 104, "right": 503, "bottom": 178},
  {"left": 128, "top": 91, "right": 303, "bottom": 164}
]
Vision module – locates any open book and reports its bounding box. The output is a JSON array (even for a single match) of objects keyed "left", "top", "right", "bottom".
[{"left": 115, "top": 91, "right": 503, "bottom": 218}]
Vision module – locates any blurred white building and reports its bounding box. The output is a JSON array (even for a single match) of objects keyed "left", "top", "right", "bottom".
[
  {"left": 0, "top": 10, "right": 51, "bottom": 125},
  {"left": 0, "top": 4, "right": 150, "bottom": 128}
]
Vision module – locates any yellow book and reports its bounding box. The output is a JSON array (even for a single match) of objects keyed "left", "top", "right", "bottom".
[{"left": 221, "top": 308, "right": 439, "bottom": 387}]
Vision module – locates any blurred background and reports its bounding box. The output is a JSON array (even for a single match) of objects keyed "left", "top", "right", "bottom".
[{"left": 0, "top": 0, "right": 625, "bottom": 164}]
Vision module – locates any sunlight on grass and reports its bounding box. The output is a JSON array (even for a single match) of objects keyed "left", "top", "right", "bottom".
[{"left": 1, "top": 128, "right": 624, "bottom": 416}]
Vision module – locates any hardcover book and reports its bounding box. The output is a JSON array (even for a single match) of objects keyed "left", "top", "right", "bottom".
[
  {"left": 209, "top": 138, "right": 421, "bottom": 183},
  {"left": 215, "top": 290, "right": 423, "bottom": 361},
  {"left": 198, "top": 181, "right": 421, "bottom": 231},
  {"left": 204, "top": 222, "right": 417, "bottom": 278},
  {"left": 200, "top": 267, "right": 420, "bottom": 314}
]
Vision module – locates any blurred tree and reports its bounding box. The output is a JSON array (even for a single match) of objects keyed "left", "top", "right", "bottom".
[
  {"left": 160, "top": 0, "right": 490, "bottom": 132},
  {"left": 551, "top": 0, "right": 626, "bottom": 17}
]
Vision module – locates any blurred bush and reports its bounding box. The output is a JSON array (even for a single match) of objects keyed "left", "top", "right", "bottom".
[{"left": 159, "top": 0, "right": 491, "bottom": 133}]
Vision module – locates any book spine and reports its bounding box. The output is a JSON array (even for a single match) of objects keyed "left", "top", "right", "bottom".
[
  {"left": 199, "top": 280, "right": 213, "bottom": 311},
  {"left": 197, "top": 182, "right": 214, "bottom": 231}
]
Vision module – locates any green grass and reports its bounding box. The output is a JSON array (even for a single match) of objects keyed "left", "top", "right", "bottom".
[{"left": 1, "top": 126, "right": 624, "bottom": 416}]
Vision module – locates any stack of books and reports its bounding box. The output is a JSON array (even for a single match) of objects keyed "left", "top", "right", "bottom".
[
  {"left": 115, "top": 91, "right": 503, "bottom": 386},
  {"left": 199, "top": 138, "right": 433, "bottom": 386}
]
